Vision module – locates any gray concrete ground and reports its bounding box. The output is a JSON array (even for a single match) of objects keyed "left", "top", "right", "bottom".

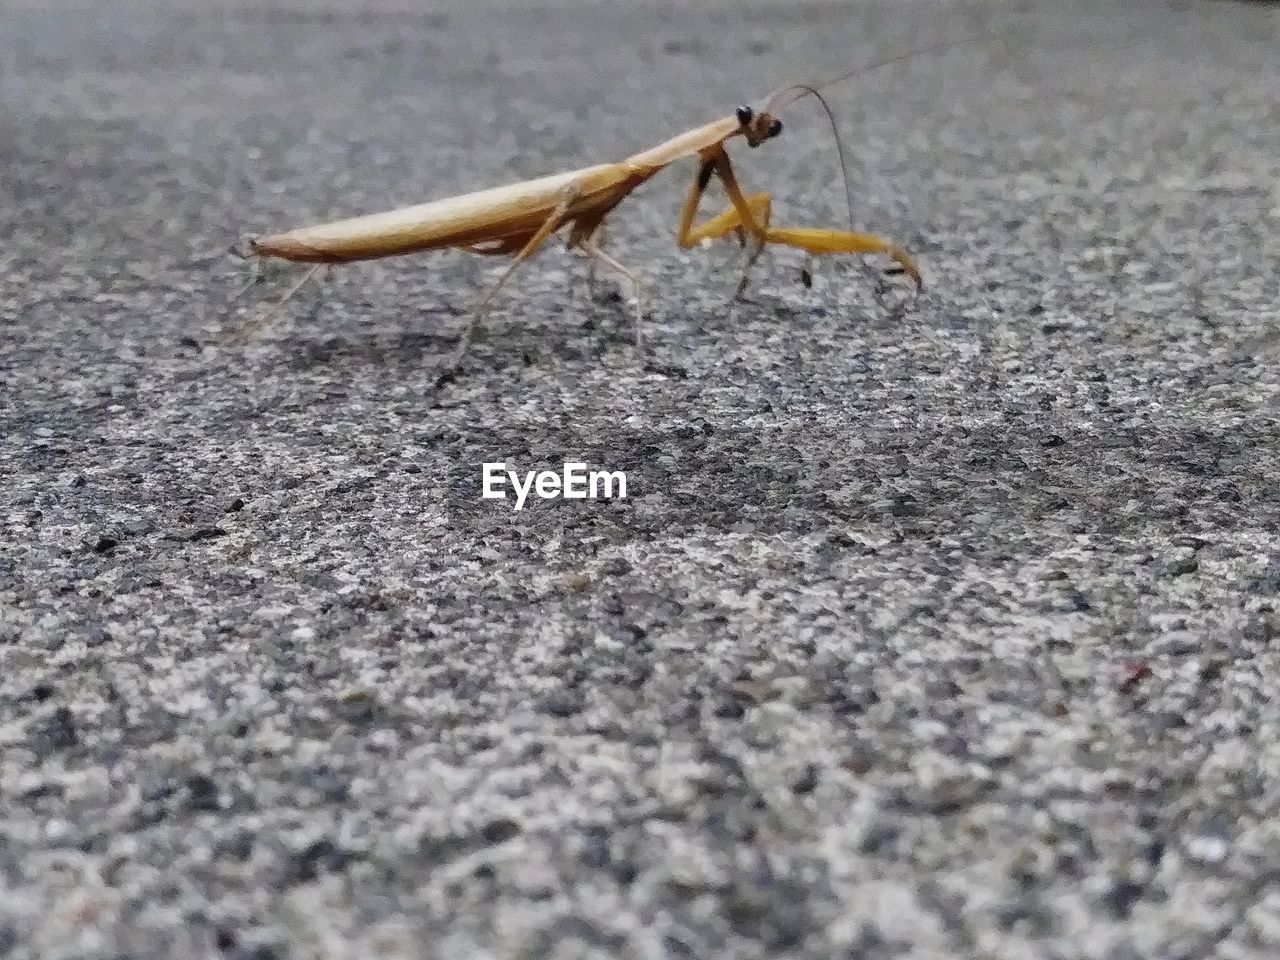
[{"left": 3, "top": 1, "right": 1280, "bottom": 957}]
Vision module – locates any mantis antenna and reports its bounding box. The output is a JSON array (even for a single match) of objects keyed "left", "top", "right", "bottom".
[{"left": 761, "top": 33, "right": 1010, "bottom": 234}]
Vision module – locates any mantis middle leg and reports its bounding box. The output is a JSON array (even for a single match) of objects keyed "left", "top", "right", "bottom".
[
  {"left": 577, "top": 233, "right": 646, "bottom": 349},
  {"left": 442, "top": 185, "right": 580, "bottom": 376}
]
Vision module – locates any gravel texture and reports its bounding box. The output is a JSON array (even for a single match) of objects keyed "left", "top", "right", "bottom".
[{"left": 3, "top": 1, "right": 1280, "bottom": 958}]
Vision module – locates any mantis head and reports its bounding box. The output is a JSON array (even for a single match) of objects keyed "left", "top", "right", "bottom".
[
  {"left": 743, "top": 35, "right": 1005, "bottom": 231},
  {"left": 734, "top": 104, "right": 784, "bottom": 148}
]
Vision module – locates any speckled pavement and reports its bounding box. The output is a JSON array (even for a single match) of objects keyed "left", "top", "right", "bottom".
[{"left": 3, "top": 1, "right": 1280, "bottom": 958}]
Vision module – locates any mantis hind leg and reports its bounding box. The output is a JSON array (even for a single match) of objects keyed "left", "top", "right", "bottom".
[{"left": 222, "top": 262, "right": 325, "bottom": 345}]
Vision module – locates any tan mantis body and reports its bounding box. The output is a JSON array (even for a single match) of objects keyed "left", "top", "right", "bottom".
[{"left": 247, "top": 92, "right": 924, "bottom": 368}]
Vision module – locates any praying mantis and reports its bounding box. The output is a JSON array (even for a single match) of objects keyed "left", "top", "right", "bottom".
[{"left": 241, "top": 38, "right": 996, "bottom": 374}]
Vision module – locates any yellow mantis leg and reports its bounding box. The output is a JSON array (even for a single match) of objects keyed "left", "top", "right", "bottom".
[{"left": 676, "top": 148, "right": 924, "bottom": 292}]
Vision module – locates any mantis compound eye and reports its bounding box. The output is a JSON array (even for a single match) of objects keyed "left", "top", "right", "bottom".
[
  {"left": 768, "top": 118, "right": 783, "bottom": 138},
  {"left": 735, "top": 105, "right": 754, "bottom": 125}
]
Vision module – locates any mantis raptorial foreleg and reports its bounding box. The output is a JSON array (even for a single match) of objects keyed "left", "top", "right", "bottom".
[
  {"left": 676, "top": 147, "right": 924, "bottom": 292},
  {"left": 675, "top": 159, "right": 764, "bottom": 299}
]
